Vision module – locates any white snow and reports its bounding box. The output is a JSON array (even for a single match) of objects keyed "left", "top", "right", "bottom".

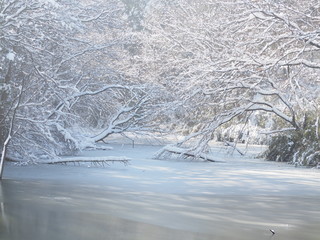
[
  {"left": 6, "top": 52, "right": 15, "bottom": 61},
  {"left": 40, "top": 0, "right": 60, "bottom": 8},
  {"left": 5, "top": 143, "right": 320, "bottom": 196}
]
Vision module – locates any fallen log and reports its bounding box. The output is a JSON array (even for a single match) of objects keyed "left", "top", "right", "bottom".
[
  {"left": 44, "top": 156, "right": 130, "bottom": 167},
  {"left": 155, "top": 145, "right": 218, "bottom": 162}
]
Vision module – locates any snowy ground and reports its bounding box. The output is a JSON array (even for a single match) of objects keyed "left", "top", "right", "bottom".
[{"left": 2, "top": 143, "right": 320, "bottom": 240}]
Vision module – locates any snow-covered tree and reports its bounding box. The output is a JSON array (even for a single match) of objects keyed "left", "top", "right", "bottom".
[
  {"left": 0, "top": 0, "right": 156, "bottom": 167},
  {"left": 141, "top": 0, "right": 320, "bottom": 162}
]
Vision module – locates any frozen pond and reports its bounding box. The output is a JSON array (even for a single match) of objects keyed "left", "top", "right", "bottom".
[{"left": 1, "top": 144, "right": 320, "bottom": 239}]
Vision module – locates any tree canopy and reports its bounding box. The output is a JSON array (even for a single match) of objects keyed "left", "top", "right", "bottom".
[{"left": 1, "top": 0, "right": 320, "bottom": 166}]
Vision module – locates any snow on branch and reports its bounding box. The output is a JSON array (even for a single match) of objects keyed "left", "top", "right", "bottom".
[
  {"left": 0, "top": 78, "right": 25, "bottom": 178},
  {"left": 247, "top": 102, "right": 298, "bottom": 129},
  {"left": 282, "top": 59, "right": 320, "bottom": 69},
  {"left": 80, "top": 10, "right": 111, "bottom": 22},
  {"left": 56, "top": 43, "right": 122, "bottom": 72},
  {"left": 155, "top": 145, "right": 218, "bottom": 162},
  {"left": 92, "top": 96, "right": 149, "bottom": 142},
  {"left": 79, "top": 8, "right": 122, "bottom": 23},
  {"left": 47, "top": 84, "right": 131, "bottom": 119},
  {"left": 203, "top": 82, "right": 298, "bottom": 129},
  {"left": 44, "top": 156, "right": 130, "bottom": 167}
]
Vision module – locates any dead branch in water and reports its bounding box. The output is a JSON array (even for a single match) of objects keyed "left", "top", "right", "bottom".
[
  {"left": 155, "top": 145, "right": 217, "bottom": 162},
  {"left": 45, "top": 157, "right": 130, "bottom": 167}
]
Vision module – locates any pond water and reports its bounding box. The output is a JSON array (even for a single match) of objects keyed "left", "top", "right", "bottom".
[
  {"left": 1, "top": 144, "right": 320, "bottom": 239},
  {"left": 0, "top": 179, "right": 319, "bottom": 240}
]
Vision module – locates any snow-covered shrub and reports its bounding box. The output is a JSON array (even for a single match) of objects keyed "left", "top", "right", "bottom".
[
  {"left": 265, "top": 135, "right": 296, "bottom": 162},
  {"left": 265, "top": 113, "right": 320, "bottom": 166}
]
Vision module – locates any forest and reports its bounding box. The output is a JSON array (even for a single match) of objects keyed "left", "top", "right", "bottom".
[{"left": 1, "top": 0, "right": 320, "bottom": 170}]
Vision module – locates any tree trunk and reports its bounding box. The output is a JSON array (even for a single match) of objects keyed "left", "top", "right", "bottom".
[
  {"left": 0, "top": 136, "right": 11, "bottom": 179},
  {"left": 0, "top": 61, "right": 12, "bottom": 155},
  {"left": 0, "top": 77, "right": 24, "bottom": 180}
]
